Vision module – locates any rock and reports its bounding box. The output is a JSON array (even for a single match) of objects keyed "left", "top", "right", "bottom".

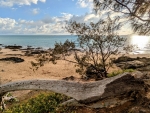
[
  {"left": 5, "top": 45, "right": 22, "bottom": 49},
  {"left": 62, "top": 76, "right": 75, "bottom": 81},
  {"left": 114, "top": 56, "right": 150, "bottom": 71},
  {"left": 129, "top": 106, "right": 150, "bottom": 113},
  {"left": 30, "top": 50, "right": 47, "bottom": 54},
  {"left": 116, "top": 60, "right": 145, "bottom": 69},
  {"left": 1, "top": 69, "right": 4, "bottom": 72},
  {"left": 131, "top": 71, "right": 145, "bottom": 79},
  {"left": 113, "top": 56, "right": 136, "bottom": 63},
  {"left": 0, "top": 57, "right": 24, "bottom": 63},
  {"left": 61, "top": 99, "right": 84, "bottom": 107},
  {"left": 24, "top": 50, "right": 48, "bottom": 56}
]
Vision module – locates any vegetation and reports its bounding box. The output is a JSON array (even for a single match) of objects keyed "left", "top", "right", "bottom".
[
  {"left": 1, "top": 1, "right": 149, "bottom": 113},
  {"left": 2, "top": 92, "right": 113, "bottom": 113},
  {"left": 31, "top": 1, "right": 148, "bottom": 80},
  {"left": 93, "top": 0, "right": 150, "bottom": 35},
  {"left": 32, "top": 16, "right": 130, "bottom": 80},
  {"left": 3, "top": 92, "right": 71, "bottom": 113},
  {"left": 108, "top": 69, "right": 135, "bottom": 77}
]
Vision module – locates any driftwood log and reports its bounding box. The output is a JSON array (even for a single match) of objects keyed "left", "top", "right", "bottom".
[{"left": 0, "top": 72, "right": 148, "bottom": 106}]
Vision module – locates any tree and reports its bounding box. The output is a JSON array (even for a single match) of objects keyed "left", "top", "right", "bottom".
[
  {"left": 32, "top": 16, "right": 128, "bottom": 80},
  {"left": 93, "top": 0, "right": 150, "bottom": 35}
]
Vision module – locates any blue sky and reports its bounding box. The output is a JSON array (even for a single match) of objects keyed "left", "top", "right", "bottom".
[{"left": 0, "top": 0, "right": 132, "bottom": 35}]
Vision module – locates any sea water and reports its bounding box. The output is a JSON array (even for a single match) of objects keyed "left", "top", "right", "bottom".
[
  {"left": 0, "top": 35, "right": 150, "bottom": 54},
  {"left": 0, "top": 35, "right": 77, "bottom": 49}
]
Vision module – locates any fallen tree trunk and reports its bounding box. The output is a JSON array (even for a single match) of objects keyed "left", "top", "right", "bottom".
[{"left": 0, "top": 72, "right": 147, "bottom": 104}]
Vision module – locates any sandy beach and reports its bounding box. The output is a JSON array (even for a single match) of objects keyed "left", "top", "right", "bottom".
[
  {"left": 0, "top": 48, "right": 81, "bottom": 84},
  {"left": 1, "top": 47, "right": 150, "bottom": 112},
  {"left": 1, "top": 48, "right": 150, "bottom": 85}
]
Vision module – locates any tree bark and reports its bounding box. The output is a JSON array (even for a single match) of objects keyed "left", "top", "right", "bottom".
[{"left": 0, "top": 72, "right": 147, "bottom": 104}]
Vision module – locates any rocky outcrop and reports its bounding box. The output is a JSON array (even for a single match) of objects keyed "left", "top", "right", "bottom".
[
  {"left": 0, "top": 73, "right": 148, "bottom": 105},
  {"left": 24, "top": 50, "right": 48, "bottom": 56},
  {"left": 0, "top": 57, "right": 24, "bottom": 63},
  {"left": 114, "top": 56, "right": 150, "bottom": 71},
  {"left": 5, "top": 45, "right": 22, "bottom": 49}
]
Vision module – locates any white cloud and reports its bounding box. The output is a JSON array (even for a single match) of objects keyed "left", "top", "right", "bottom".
[
  {"left": 0, "top": 18, "right": 19, "bottom": 34},
  {"left": 0, "top": 12, "right": 101, "bottom": 34},
  {"left": 41, "top": 16, "right": 54, "bottom": 24},
  {"left": 61, "top": 13, "right": 73, "bottom": 21},
  {"left": 52, "top": 13, "right": 73, "bottom": 23},
  {"left": 70, "top": 13, "right": 100, "bottom": 24},
  {"left": 0, "top": 13, "right": 72, "bottom": 35},
  {"left": 0, "top": 0, "right": 46, "bottom": 7},
  {"left": 84, "top": 13, "right": 99, "bottom": 22},
  {"left": 32, "top": 8, "right": 40, "bottom": 15},
  {"left": 77, "top": 0, "right": 88, "bottom": 8},
  {"left": 77, "top": 0, "right": 93, "bottom": 9},
  {"left": 0, "top": 11, "right": 132, "bottom": 35}
]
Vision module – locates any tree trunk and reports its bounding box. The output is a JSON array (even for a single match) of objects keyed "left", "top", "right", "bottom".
[{"left": 0, "top": 72, "right": 147, "bottom": 104}]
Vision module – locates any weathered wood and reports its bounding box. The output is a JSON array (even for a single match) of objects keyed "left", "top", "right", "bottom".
[{"left": 0, "top": 72, "right": 147, "bottom": 104}]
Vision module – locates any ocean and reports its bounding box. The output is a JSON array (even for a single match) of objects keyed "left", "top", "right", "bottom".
[
  {"left": 0, "top": 35, "right": 78, "bottom": 49},
  {"left": 0, "top": 35, "right": 150, "bottom": 54}
]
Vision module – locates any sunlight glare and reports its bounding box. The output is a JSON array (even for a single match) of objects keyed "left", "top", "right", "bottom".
[{"left": 131, "top": 35, "right": 149, "bottom": 49}]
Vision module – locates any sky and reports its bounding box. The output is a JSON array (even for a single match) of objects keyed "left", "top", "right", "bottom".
[{"left": 0, "top": 0, "right": 132, "bottom": 35}]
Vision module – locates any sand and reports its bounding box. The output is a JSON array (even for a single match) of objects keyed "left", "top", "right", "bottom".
[
  {"left": 1, "top": 48, "right": 150, "bottom": 102},
  {"left": 0, "top": 48, "right": 81, "bottom": 84},
  {"left": 1, "top": 48, "right": 150, "bottom": 85}
]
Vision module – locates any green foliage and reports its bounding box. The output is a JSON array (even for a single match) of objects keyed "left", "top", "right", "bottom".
[
  {"left": 53, "top": 40, "right": 75, "bottom": 55},
  {"left": 108, "top": 69, "right": 135, "bottom": 77},
  {"left": 47, "top": 16, "right": 127, "bottom": 80},
  {"left": 64, "top": 16, "right": 126, "bottom": 79},
  {"left": 31, "top": 16, "right": 131, "bottom": 80},
  {"left": 4, "top": 93, "right": 71, "bottom": 113},
  {"left": 31, "top": 40, "right": 75, "bottom": 71},
  {"left": 93, "top": 0, "right": 150, "bottom": 35}
]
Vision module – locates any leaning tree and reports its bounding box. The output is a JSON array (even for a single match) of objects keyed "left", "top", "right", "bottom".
[
  {"left": 32, "top": 16, "right": 128, "bottom": 80},
  {"left": 93, "top": 0, "right": 150, "bottom": 35}
]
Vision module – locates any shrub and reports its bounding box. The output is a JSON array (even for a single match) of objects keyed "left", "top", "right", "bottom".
[
  {"left": 4, "top": 92, "right": 71, "bottom": 113},
  {"left": 108, "top": 69, "right": 135, "bottom": 77},
  {"left": 32, "top": 16, "right": 132, "bottom": 80}
]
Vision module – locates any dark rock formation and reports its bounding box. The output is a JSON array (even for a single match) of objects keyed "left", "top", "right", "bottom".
[
  {"left": 24, "top": 50, "right": 48, "bottom": 56},
  {"left": 114, "top": 56, "right": 150, "bottom": 71},
  {"left": 5, "top": 45, "right": 22, "bottom": 49},
  {"left": 0, "top": 57, "right": 24, "bottom": 63},
  {"left": 62, "top": 76, "right": 75, "bottom": 81},
  {"left": 113, "top": 56, "right": 137, "bottom": 63}
]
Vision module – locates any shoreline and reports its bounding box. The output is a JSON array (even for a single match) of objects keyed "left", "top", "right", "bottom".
[
  {"left": 1, "top": 47, "right": 150, "bottom": 104},
  {"left": 0, "top": 47, "right": 150, "bottom": 84},
  {"left": 0, "top": 48, "right": 81, "bottom": 84}
]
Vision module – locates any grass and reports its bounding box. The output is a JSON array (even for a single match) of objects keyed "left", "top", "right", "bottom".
[
  {"left": 108, "top": 69, "right": 135, "bottom": 77},
  {"left": 3, "top": 92, "right": 71, "bottom": 113},
  {"left": 2, "top": 69, "right": 135, "bottom": 113}
]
